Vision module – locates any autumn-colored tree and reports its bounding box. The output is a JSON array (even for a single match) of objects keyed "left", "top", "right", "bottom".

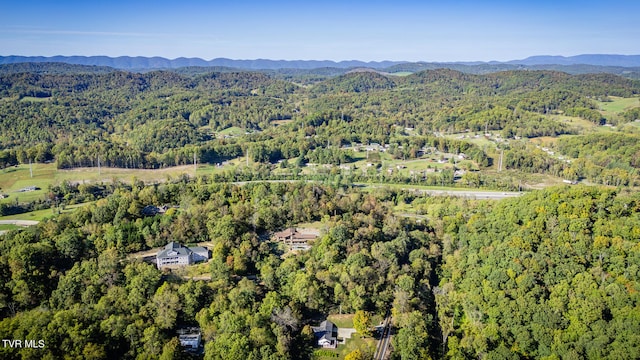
[
  {"left": 345, "top": 348, "right": 369, "bottom": 360},
  {"left": 353, "top": 310, "right": 372, "bottom": 337}
]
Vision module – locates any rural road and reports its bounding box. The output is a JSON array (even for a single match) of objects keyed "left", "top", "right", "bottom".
[
  {"left": 374, "top": 314, "right": 392, "bottom": 360},
  {"left": 0, "top": 220, "right": 39, "bottom": 226},
  {"left": 232, "top": 180, "right": 525, "bottom": 200},
  {"left": 415, "top": 189, "right": 523, "bottom": 199}
]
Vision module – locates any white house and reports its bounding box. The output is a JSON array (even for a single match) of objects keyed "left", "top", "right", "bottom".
[
  {"left": 156, "top": 242, "right": 210, "bottom": 269},
  {"left": 312, "top": 320, "right": 337, "bottom": 349}
]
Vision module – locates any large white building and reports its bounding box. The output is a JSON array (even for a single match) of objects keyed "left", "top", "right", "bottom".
[{"left": 156, "top": 242, "right": 210, "bottom": 269}]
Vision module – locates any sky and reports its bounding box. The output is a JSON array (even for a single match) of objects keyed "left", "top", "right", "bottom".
[{"left": 1, "top": 0, "right": 638, "bottom": 62}]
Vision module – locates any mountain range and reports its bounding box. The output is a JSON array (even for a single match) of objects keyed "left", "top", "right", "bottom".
[{"left": 1, "top": 54, "right": 640, "bottom": 71}]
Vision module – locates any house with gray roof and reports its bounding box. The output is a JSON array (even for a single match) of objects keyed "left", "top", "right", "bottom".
[
  {"left": 312, "top": 320, "right": 337, "bottom": 349},
  {"left": 156, "top": 242, "right": 210, "bottom": 269}
]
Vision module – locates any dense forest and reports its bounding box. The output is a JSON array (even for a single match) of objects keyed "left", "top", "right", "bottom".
[
  {"left": 0, "top": 180, "right": 437, "bottom": 359},
  {"left": 0, "top": 179, "right": 638, "bottom": 359},
  {"left": 437, "top": 186, "right": 640, "bottom": 359}
]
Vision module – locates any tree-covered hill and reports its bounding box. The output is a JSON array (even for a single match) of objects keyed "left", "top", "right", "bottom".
[
  {"left": 310, "top": 71, "right": 398, "bottom": 93},
  {"left": 0, "top": 65, "right": 639, "bottom": 189},
  {"left": 0, "top": 62, "right": 117, "bottom": 75},
  {"left": 0, "top": 178, "right": 638, "bottom": 359},
  {"left": 437, "top": 186, "right": 640, "bottom": 359},
  {"left": 0, "top": 69, "right": 300, "bottom": 167},
  {"left": 3, "top": 55, "right": 640, "bottom": 78}
]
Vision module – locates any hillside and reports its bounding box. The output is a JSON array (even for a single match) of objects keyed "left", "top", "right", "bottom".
[
  {"left": 0, "top": 65, "right": 639, "bottom": 191},
  {"left": 2, "top": 56, "right": 640, "bottom": 79}
]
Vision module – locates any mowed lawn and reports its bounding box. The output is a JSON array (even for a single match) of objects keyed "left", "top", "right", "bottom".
[
  {"left": 0, "top": 224, "right": 20, "bottom": 231},
  {"left": 0, "top": 164, "right": 59, "bottom": 204},
  {"left": 312, "top": 314, "right": 379, "bottom": 360},
  {"left": 0, "top": 202, "right": 92, "bottom": 222}
]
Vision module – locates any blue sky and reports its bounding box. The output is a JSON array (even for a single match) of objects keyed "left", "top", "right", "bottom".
[{"left": 1, "top": 0, "right": 638, "bottom": 62}]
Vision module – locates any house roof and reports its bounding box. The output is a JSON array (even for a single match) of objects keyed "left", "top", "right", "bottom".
[
  {"left": 319, "top": 320, "right": 335, "bottom": 332},
  {"left": 274, "top": 228, "right": 318, "bottom": 242},
  {"left": 274, "top": 228, "right": 296, "bottom": 238},
  {"left": 312, "top": 320, "right": 336, "bottom": 335},
  {"left": 165, "top": 241, "right": 187, "bottom": 250},
  {"left": 189, "top": 246, "right": 209, "bottom": 253},
  {"left": 318, "top": 335, "right": 333, "bottom": 344},
  {"left": 157, "top": 242, "right": 211, "bottom": 261},
  {"left": 313, "top": 320, "right": 337, "bottom": 345},
  {"left": 157, "top": 242, "right": 191, "bottom": 259}
]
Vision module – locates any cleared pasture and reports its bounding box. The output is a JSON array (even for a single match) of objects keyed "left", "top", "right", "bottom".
[
  {"left": 598, "top": 96, "right": 640, "bottom": 114},
  {"left": 0, "top": 163, "right": 213, "bottom": 205}
]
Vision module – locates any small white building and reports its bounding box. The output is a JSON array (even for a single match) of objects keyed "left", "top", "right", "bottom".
[
  {"left": 178, "top": 328, "right": 202, "bottom": 350},
  {"left": 313, "top": 320, "right": 337, "bottom": 349}
]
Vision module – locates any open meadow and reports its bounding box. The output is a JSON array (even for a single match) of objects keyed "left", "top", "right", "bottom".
[
  {"left": 598, "top": 96, "right": 640, "bottom": 114},
  {"left": 0, "top": 163, "right": 204, "bottom": 205}
]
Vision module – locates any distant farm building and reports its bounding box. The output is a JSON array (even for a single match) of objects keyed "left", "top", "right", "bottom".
[{"left": 17, "top": 186, "right": 39, "bottom": 192}]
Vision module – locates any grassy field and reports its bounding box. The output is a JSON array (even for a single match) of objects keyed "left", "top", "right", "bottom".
[
  {"left": 0, "top": 164, "right": 58, "bottom": 204},
  {"left": 360, "top": 182, "right": 490, "bottom": 192},
  {"left": 270, "top": 119, "right": 294, "bottom": 126},
  {"left": 396, "top": 158, "right": 454, "bottom": 171},
  {"left": 216, "top": 126, "right": 245, "bottom": 137},
  {"left": 327, "top": 314, "right": 355, "bottom": 329},
  {"left": 336, "top": 334, "right": 377, "bottom": 359},
  {"left": 554, "top": 115, "right": 599, "bottom": 131},
  {"left": 312, "top": 333, "right": 377, "bottom": 360},
  {"left": 0, "top": 163, "right": 212, "bottom": 205},
  {"left": 345, "top": 151, "right": 468, "bottom": 175},
  {"left": 443, "top": 132, "right": 498, "bottom": 148},
  {"left": 625, "top": 121, "right": 640, "bottom": 129},
  {"left": 0, "top": 207, "right": 57, "bottom": 221},
  {"left": 0, "top": 224, "right": 20, "bottom": 231},
  {"left": 0, "top": 202, "right": 92, "bottom": 222},
  {"left": 20, "top": 96, "right": 52, "bottom": 103},
  {"left": 598, "top": 96, "right": 640, "bottom": 114}
]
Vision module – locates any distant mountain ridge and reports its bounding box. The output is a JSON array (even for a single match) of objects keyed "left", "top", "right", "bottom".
[
  {"left": 1, "top": 54, "right": 640, "bottom": 71},
  {"left": 0, "top": 55, "right": 405, "bottom": 70},
  {"left": 509, "top": 54, "right": 640, "bottom": 67}
]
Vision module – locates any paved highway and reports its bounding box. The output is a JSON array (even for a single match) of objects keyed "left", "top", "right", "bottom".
[
  {"left": 0, "top": 220, "right": 39, "bottom": 226},
  {"left": 232, "top": 180, "right": 525, "bottom": 200},
  {"left": 416, "top": 189, "right": 523, "bottom": 200}
]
